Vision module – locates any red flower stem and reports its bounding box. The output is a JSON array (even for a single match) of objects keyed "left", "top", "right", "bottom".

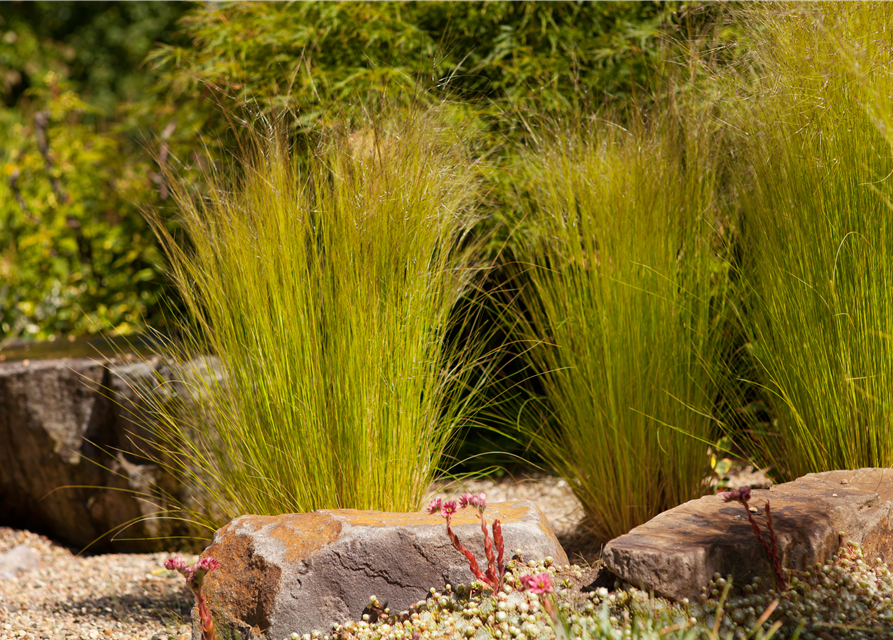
[
  {"left": 493, "top": 519, "right": 505, "bottom": 591},
  {"left": 479, "top": 514, "right": 497, "bottom": 587},
  {"left": 194, "top": 589, "right": 218, "bottom": 640},
  {"left": 764, "top": 501, "right": 786, "bottom": 591},
  {"left": 445, "top": 517, "right": 493, "bottom": 587},
  {"left": 542, "top": 595, "right": 557, "bottom": 625},
  {"left": 741, "top": 503, "right": 785, "bottom": 592}
]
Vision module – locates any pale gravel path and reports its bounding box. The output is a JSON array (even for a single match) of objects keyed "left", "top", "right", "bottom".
[{"left": 0, "top": 527, "right": 196, "bottom": 640}]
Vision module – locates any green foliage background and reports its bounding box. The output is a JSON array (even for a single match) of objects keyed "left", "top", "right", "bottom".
[
  {"left": 0, "top": 1, "right": 187, "bottom": 340},
  {"left": 0, "top": 0, "right": 683, "bottom": 342}
]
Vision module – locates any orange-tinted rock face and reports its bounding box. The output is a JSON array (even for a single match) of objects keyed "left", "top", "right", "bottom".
[
  {"left": 196, "top": 500, "right": 568, "bottom": 639},
  {"left": 603, "top": 468, "right": 893, "bottom": 601}
]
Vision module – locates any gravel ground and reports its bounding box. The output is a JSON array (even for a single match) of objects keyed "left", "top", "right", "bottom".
[
  {"left": 0, "top": 527, "right": 196, "bottom": 640},
  {"left": 0, "top": 468, "right": 770, "bottom": 640}
]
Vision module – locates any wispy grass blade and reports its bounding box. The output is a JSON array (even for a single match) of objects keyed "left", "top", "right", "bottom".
[
  {"left": 505, "top": 110, "right": 732, "bottom": 543},
  {"left": 730, "top": 1, "right": 893, "bottom": 480},
  {"left": 141, "top": 107, "right": 488, "bottom": 526}
]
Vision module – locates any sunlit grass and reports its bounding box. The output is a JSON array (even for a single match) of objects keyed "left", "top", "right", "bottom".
[
  {"left": 140, "top": 108, "right": 490, "bottom": 528},
  {"left": 503, "top": 111, "right": 732, "bottom": 544},
  {"left": 729, "top": 1, "right": 893, "bottom": 481}
]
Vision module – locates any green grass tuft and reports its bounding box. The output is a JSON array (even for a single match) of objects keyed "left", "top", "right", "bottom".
[
  {"left": 141, "top": 108, "right": 490, "bottom": 527},
  {"left": 502, "top": 109, "right": 732, "bottom": 544},
  {"left": 730, "top": 1, "right": 893, "bottom": 480}
]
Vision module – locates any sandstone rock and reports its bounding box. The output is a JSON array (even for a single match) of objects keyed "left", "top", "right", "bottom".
[
  {"left": 602, "top": 468, "right": 893, "bottom": 601},
  {"left": 0, "top": 357, "right": 194, "bottom": 552},
  {"left": 196, "top": 501, "right": 568, "bottom": 639}
]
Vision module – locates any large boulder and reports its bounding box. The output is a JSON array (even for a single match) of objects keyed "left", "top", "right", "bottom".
[
  {"left": 602, "top": 468, "right": 893, "bottom": 601},
  {"left": 0, "top": 357, "right": 194, "bottom": 552},
  {"left": 195, "top": 501, "right": 569, "bottom": 639}
]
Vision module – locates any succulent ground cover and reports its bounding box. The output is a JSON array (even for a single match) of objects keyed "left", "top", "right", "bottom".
[{"left": 293, "top": 543, "right": 892, "bottom": 640}]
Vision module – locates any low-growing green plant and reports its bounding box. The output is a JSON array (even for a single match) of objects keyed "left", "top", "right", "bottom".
[
  {"left": 311, "top": 556, "right": 893, "bottom": 640},
  {"left": 139, "top": 107, "right": 491, "bottom": 527},
  {"left": 502, "top": 109, "right": 732, "bottom": 544},
  {"left": 729, "top": 1, "right": 893, "bottom": 481}
]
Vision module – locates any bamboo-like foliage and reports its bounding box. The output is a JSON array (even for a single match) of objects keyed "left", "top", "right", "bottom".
[
  {"left": 732, "top": 2, "right": 893, "bottom": 480},
  {"left": 507, "top": 112, "right": 731, "bottom": 543},
  {"left": 143, "top": 109, "right": 487, "bottom": 527}
]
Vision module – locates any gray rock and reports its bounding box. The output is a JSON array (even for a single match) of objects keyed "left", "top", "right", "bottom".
[
  {"left": 602, "top": 468, "right": 893, "bottom": 601},
  {"left": 0, "top": 544, "right": 40, "bottom": 581},
  {"left": 0, "top": 357, "right": 195, "bottom": 552},
  {"left": 195, "top": 501, "right": 569, "bottom": 639}
]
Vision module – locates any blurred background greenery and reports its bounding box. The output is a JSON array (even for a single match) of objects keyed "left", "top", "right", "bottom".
[{"left": 0, "top": 0, "right": 695, "bottom": 344}]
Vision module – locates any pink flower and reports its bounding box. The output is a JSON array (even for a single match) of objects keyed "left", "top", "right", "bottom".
[
  {"left": 459, "top": 492, "right": 487, "bottom": 512},
  {"left": 190, "top": 556, "right": 220, "bottom": 586},
  {"left": 722, "top": 486, "right": 752, "bottom": 503},
  {"left": 441, "top": 500, "right": 458, "bottom": 518},
  {"left": 195, "top": 557, "right": 220, "bottom": 572},
  {"left": 164, "top": 555, "right": 219, "bottom": 588},
  {"left": 425, "top": 498, "right": 443, "bottom": 515},
  {"left": 519, "top": 572, "right": 554, "bottom": 595}
]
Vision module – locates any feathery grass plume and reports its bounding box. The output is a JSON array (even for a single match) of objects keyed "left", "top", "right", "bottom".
[
  {"left": 729, "top": 1, "right": 893, "bottom": 480},
  {"left": 139, "top": 106, "right": 490, "bottom": 527},
  {"left": 504, "top": 108, "right": 732, "bottom": 544}
]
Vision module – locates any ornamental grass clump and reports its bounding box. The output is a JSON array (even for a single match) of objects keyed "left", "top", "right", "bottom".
[
  {"left": 143, "top": 107, "right": 488, "bottom": 527},
  {"left": 729, "top": 1, "right": 893, "bottom": 480},
  {"left": 505, "top": 109, "right": 732, "bottom": 543}
]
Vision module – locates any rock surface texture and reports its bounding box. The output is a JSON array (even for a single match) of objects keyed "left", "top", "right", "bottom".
[
  {"left": 0, "top": 357, "right": 193, "bottom": 552},
  {"left": 603, "top": 468, "right": 893, "bottom": 601},
  {"left": 196, "top": 501, "right": 569, "bottom": 639}
]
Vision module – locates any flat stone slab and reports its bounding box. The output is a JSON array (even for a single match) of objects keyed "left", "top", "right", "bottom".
[
  {"left": 196, "top": 500, "right": 568, "bottom": 639},
  {"left": 603, "top": 468, "right": 893, "bottom": 601}
]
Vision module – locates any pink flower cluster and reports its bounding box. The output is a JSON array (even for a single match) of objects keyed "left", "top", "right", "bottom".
[
  {"left": 425, "top": 492, "right": 505, "bottom": 591},
  {"left": 518, "top": 572, "right": 554, "bottom": 595},
  {"left": 165, "top": 556, "right": 220, "bottom": 640},
  {"left": 426, "top": 498, "right": 457, "bottom": 518},
  {"left": 721, "top": 486, "right": 752, "bottom": 504},
  {"left": 164, "top": 555, "right": 220, "bottom": 587}
]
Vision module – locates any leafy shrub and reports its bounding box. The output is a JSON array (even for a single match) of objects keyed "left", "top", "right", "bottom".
[
  {"left": 0, "top": 2, "right": 187, "bottom": 342},
  {"left": 0, "top": 1, "right": 188, "bottom": 110},
  {"left": 0, "top": 1, "right": 693, "bottom": 344},
  {"left": 149, "top": 1, "right": 676, "bottom": 129},
  {"left": 0, "top": 75, "right": 166, "bottom": 341}
]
